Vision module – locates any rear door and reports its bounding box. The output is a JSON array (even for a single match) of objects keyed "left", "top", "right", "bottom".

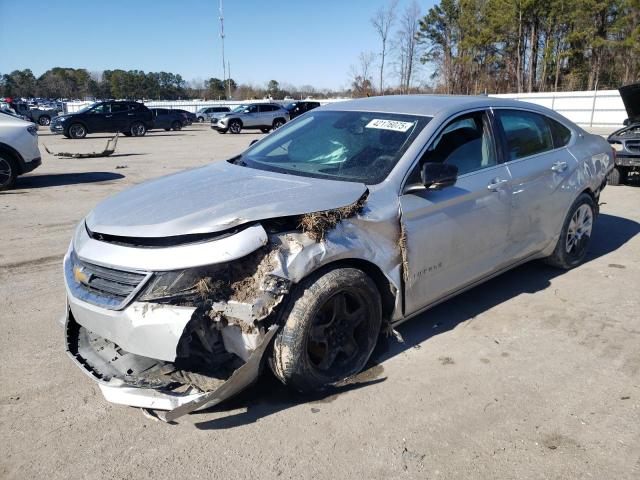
[
  {"left": 400, "top": 109, "right": 514, "bottom": 314},
  {"left": 494, "top": 109, "right": 577, "bottom": 257}
]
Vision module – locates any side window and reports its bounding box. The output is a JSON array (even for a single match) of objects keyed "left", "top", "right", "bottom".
[
  {"left": 247, "top": 105, "right": 258, "bottom": 113},
  {"left": 418, "top": 110, "right": 496, "bottom": 176},
  {"left": 90, "top": 104, "right": 108, "bottom": 114},
  {"left": 497, "top": 110, "right": 554, "bottom": 160},
  {"left": 547, "top": 117, "right": 572, "bottom": 148},
  {"left": 111, "top": 103, "right": 128, "bottom": 113}
]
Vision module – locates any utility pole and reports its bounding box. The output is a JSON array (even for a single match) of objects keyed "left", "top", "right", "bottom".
[
  {"left": 227, "top": 60, "right": 231, "bottom": 99},
  {"left": 219, "top": 0, "right": 227, "bottom": 99}
]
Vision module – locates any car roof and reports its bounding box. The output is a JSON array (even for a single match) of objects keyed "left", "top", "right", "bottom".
[{"left": 323, "top": 94, "right": 556, "bottom": 119}]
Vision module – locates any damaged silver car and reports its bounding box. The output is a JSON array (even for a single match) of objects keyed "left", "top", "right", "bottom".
[{"left": 63, "top": 95, "right": 614, "bottom": 421}]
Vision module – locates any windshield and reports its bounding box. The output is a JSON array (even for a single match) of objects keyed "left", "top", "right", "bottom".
[
  {"left": 76, "top": 103, "right": 98, "bottom": 114},
  {"left": 239, "top": 110, "right": 430, "bottom": 184}
]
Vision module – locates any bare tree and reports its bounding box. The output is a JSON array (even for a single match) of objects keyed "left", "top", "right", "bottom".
[
  {"left": 349, "top": 51, "right": 376, "bottom": 97},
  {"left": 371, "top": 0, "right": 399, "bottom": 95},
  {"left": 395, "top": 1, "right": 422, "bottom": 93}
]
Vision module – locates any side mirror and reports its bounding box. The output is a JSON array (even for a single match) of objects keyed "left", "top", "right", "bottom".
[
  {"left": 623, "top": 118, "right": 630, "bottom": 126},
  {"left": 421, "top": 162, "right": 458, "bottom": 189},
  {"left": 244, "top": 109, "right": 251, "bottom": 114}
]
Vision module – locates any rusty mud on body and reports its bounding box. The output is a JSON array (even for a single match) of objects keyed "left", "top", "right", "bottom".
[{"left": 299, "top": 192, "right": 369, "bottom": 242}]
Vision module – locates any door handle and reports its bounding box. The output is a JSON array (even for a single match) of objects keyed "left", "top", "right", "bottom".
[
  {"left": 105, "top": 114, "right": 113, "bottom": 118},
  {"left": 487, "top": 178, "right": 508, "bottom": 191},
  {"left": 551, "top": 161, "right": 568, "bottom": 172},
  {"left": 127, "top": 113, "right": 134, "bottom": 116}
]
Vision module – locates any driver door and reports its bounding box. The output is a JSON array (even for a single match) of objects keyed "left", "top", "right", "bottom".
[
  {"left": 243, "top": 105, "right": 260, "bottom": 127},
  {"left": 399, "top": 109, "right": 513, "bottom": 315},
  {"left": 84, "top": 103, "right": 109, "bottom": 132}
]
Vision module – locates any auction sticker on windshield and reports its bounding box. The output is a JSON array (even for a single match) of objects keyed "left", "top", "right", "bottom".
[{"left": 365, "top": 119, "right": 415, "bottom": 132}]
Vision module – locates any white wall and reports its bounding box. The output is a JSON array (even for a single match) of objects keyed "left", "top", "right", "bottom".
[{"left": 64, "top": 90, "right": 628, "bottom": 128}]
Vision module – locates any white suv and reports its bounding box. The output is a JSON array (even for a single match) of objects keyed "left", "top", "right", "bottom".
[{"left": 0, "top": 112, "right": 41, "bottom": 190}]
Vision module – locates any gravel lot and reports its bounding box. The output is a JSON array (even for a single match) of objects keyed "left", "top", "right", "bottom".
[{"left": 1, "top": 124, "right": 639, "bottom": 479}]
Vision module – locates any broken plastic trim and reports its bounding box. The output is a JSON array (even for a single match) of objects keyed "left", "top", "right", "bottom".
[
  {"left": 44, "top": 133, "right": 119, "bottom": 158},
  {"left": 158, "top": 325, "right": 279, "bottom": 422},
  {"left": 86, "top": 222, "right": 249, "bottom": 248}
]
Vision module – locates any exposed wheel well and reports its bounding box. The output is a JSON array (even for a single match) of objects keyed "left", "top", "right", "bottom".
[
  {"left": 0, "top": 143, "right": 24, "bottom": 174},
  {"left": 302, "top": 259, "right": 397, "bottom": 322}
]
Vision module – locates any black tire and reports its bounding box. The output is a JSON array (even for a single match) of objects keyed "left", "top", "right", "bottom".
[
  {"left": 271, "top": 267, "right": 382, "bottom": 392},
  {"left": 0, "top": 153, "right": 17, "bottom": 191},
  {"left": 260, "top": 127, "right": 271, "bottom": 134},
  {"left": 607, "top": 166, "right": 627, "bottom": 186},
  {"left": 197, "top": 116, "right": 205, "bottom": 123},
  {"left": 272, "top": 118, "right": 285, "bottom": 130},
  {"left": 543, "top": 193, "right": 596, "bottom": 269},
  {"left": 68, "top": 123, "right": 87, "bottom": 139},
  {"left": 217, "top": 129, "right": 228, "bottom": 134},
  {"left": 164, "top": 128, "right": 171, "bottom": 131},
  {"left": 38, "top": 115, "right": 50, "bottom": 126},
  {"left": 229, "top": 120, "right": 242, "bottom": 134},
  {"left": 130, "top": 122, "right": 146, "bottom": 137},
  {"left": 171, "top": 121, "right": 182, "bottom": 131}
]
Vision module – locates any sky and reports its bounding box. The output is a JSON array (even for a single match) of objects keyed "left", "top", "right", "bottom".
[{"left": 0, "top": 0, "right": 435, "bottom": 90}]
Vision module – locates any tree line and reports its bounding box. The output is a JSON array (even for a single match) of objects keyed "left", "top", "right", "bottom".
[{"left": 353, "top": 0, "right": 639, "bottom": 96}]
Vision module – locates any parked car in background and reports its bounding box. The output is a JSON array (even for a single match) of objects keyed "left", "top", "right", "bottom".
[
  {"left": 284, "top": 100, "right": 321, "bottom": 120},
  {"left": 172, "top": 109, "right": 196, "bottom": 125},
  {"left": 196, "top": 106, "right": 231, "bottom": 122},
  {"left": 607, "top": 82, "right": 640, "bottom": 185},
  {"left": 211, "top": 103, "right": 289, "bottom": 134},
  {"left": 50, "top": 101, "right": 153, "bottom": 138},
  {"left": 0, "top": 112, "right": 41, "bottom": 190},
  {"left": 149, "top": 108, "right": 184, "bottom": 131},
  {"left": 9, "top": 101, "right": 58, "bottom": 126},
  {"left": 61, "top": 95, "right": 613, "bottom": 420}
]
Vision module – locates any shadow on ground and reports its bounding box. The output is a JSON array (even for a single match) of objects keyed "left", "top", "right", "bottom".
[
  {"left": 12, "top": 172, "right": 125, "bottom": 189},
  {"left": 192, "top": 213, "right": 638, "bottom": 429}
]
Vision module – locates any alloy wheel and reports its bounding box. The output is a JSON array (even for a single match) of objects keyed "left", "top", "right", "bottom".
[
  {"left": 565, "top": 204, "right": 593, "bottom": 253},
  {"left": 0, "top": 157, "right": 12, "bottom": 188}
]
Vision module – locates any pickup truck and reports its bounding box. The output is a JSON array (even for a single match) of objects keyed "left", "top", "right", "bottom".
[{"left": 10, "top": 102, "right": 59, "bottom": 126}]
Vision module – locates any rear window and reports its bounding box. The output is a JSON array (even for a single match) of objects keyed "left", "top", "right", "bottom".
[
  {"left": 547, "top": 118, "right": 572, "bottom": 148},
  {"left": 496, "top": 110, "right": 554, "bottom": 160}
]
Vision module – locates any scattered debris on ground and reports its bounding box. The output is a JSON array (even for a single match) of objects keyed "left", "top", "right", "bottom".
[{"left": 44, "top": 133, "right": 119, "bottom": 158}]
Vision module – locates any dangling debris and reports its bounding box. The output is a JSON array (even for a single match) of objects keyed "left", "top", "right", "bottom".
[{"left": 44, "top": 132, "right": 119, "bottom": 158}]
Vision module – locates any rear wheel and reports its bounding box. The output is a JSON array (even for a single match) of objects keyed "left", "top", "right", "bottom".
[
  {"left": 68, "top": 123, "right": 86, "bottom": 139},
  {"left": 130, "top": 122, "right": 146, "bottom": 137},
  {"left": 271, "top": 268, "right": 382, "bottom": 392},
  {"left": 543, "top": 193, "right": 595, "bottom": 269},
  {"left": 229, "top": 120, "right": 242, "bottom": 134},
  {"left": 38, "top": 115, "right": 51, "bottom": 126},
  {"left": 0, "top": 154, "right": 17, "bottom": 191},
  {"left": 171, "top": 120, "right": 182, "bottom": 131},
  {"left": 607, "top": 166, "right": 627, "bottom": 186}
]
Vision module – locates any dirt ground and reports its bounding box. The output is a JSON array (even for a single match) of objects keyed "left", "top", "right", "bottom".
[{"left": 1, "top": 124, "right": 639, "bottom": 479}]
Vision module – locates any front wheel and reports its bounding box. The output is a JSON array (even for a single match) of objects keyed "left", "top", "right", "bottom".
[
  {"left": 130, "top": 122, "right": 146, "bottom": 137},
  {"left": 607, "top": 166, "right": 627, "bottom": 186},
  {"left": 0, "top": 154, "right": 17, "bottom": 191},
  {"left": 228, "top": 120, "right": 242, "bottom": 134},
  {"left": 38, "top": 115, "right": 51, "bottom": 126},
  {"left": 543, "top": 193, "right": 596, "bottom": 269},
  {"left": 272, "top": 118, "right": 285, "bottom": 130},
  {"left": 68, "top": 123, "right": 86, "bottom": 139},
  {"left": 271, "top": 268, "right": 382, "bottom": 393}
]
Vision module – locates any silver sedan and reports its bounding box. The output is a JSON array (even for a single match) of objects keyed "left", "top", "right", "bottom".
[{"left": 62, "top": 95, "right": 614, "bottom": 421}]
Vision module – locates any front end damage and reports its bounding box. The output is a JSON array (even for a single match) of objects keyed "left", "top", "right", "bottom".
[{"left": 64, "top": 191, "right": 403, "bottom": 421}]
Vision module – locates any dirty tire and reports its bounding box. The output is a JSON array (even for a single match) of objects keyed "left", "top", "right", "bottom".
[
  {"left": 271, "top": 267, "right": 382, "bottom": 393},
  {"left": 130, "top": 122, "right": 146, "bottom": 137},
  {"left": 68, "top": 123, "right": 86, "bottom": 139},
  {"left": 171, "top": 121, "right": 182, "bottom": 131},
  {"left": 38, "top": 115, "right": 50, "bottom": 126},
  {"left": 607, "top": 166, "right": 626, "bottom": 186},
  {"left": 0, "top": 153, "right": 17, "bottom": 191},
  {"left": 229, "top": 120, "right": 242, "bottom": 134},
  {"left": 543, "top": 193, "right": 595, "bottom": 269}
]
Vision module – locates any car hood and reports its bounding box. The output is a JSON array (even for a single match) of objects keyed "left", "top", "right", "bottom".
[
  {"left": 86, "top": 161, "right": 367, "bottom": 238},
  {"left": 619, "top": 83, "right": 640, "bottom": 124}
]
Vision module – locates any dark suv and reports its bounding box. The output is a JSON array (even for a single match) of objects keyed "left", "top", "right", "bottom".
[
  {"left": 284, "top": 100, "right": 321, "bottom": 120},
  {"left": 50, "top": 101, "right": 153, "bottom": 139},
  {"left": 149, "top": 108, "right": 184, "bottom": 131}
]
